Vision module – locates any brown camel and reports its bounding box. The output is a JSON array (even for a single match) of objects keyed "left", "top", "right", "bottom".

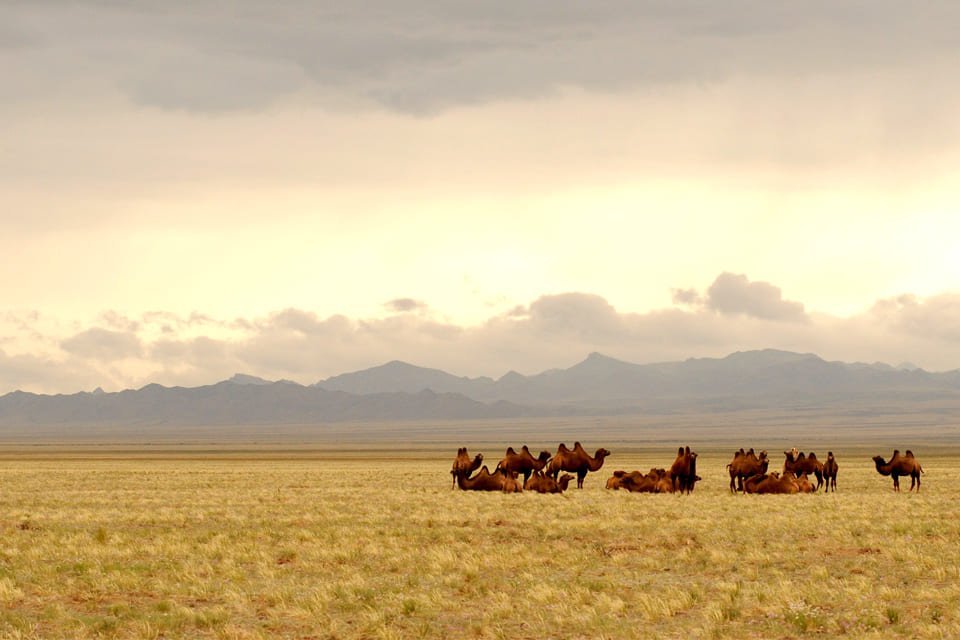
[
  {"left": 546, "top": 442, "right": 611, "bottom": 489},
  {"left": 450, "top": 447, "right": 483, "bottom": 489},
  {"left": 744, "top": 472, "right": 800, "bottom": 494},
  {"left": 783, "top": 450, "right": 824, "bottom": 491},
  {"left": 455, "top": 465, "right": 522, "bottom": 492},
  {"left": 670, "top": 446, "right": 698, "bottom": 494},
  {"left": 525, "top": 470, "right": 573, "bottom": 493},
  {"left": 496, "top": 445, "right": 552, "bottom": 484},
  {"left": 610, "top": 470, "right": 655, "bottom": 493},
  {"left": 727, "top": 448, "right": 769, "bottom": 493},
  {"left": 822, "top": 452, "right": 838, "bottom": 492},
  {"left": 794, "top": 473, "right": 816, "bottom": 493},
  {"left": 872, "top": 450, "right": 924, "bottom": 492}
]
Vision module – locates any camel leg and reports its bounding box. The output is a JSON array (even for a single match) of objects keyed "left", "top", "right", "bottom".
[
  {"left": 892, "top": 475, "right": 900, "bottom": 492},
  {"left": 729, "top": 473, "right": 736, "bottom": 493},
  {"left": 815, "top": 470, "right": 823, "bottom": 491},
  {"left": 523, "top": 470, "right": 532, "bottom": 485},
  {"left": 577, "top": 469, "right": 587, "bottom": 489}
]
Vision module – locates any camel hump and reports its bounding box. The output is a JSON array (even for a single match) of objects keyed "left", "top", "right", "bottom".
[
  {"left": 521, "top": 445, "right": 531, "bottom": 452},
  {"left": 678, "top": 446, "right": 685, "bottom": 455},
  {"left": 505, "top": 446, "right": 516, "bottom": 455},
  {"left": 905, "top": 450, "right": 914, "bottom": 457},
  {"left": 808, "top": 452, "right": 817, "bottom": 460}
]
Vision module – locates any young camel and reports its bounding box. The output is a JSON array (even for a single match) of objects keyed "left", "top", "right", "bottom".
[{"left": 872, "top": 450, "right": 923, "bottom": 492}]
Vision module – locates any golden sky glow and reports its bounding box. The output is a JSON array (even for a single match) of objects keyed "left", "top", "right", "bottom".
[{"left": 2, "top": 3, "right": 960, "bottom": 392}]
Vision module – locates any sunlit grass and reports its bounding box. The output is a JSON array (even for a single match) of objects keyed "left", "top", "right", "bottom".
[{"left": 0, "top": 448, "right": 958, "bottom": 638}]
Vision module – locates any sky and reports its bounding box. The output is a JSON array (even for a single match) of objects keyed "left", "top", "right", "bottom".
[{"left": 2, "top": 1, "right": 960, "bottom": 393}]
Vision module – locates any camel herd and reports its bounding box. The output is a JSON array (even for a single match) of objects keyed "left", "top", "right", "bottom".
[{"left": 451, "top": 444, "right": 925, "bottom": 493}]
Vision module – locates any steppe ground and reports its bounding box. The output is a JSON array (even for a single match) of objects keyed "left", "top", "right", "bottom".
[{"left": 1, "top": 411, "right": 959, "bottom": 639}]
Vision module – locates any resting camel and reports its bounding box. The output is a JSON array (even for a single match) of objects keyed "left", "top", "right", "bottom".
[
  {"left": 744, "top": 472, "right": 800, "bottom": 494},
  {"left": 823, "top": 452, "right": 838, "bottom": 492},
  {"left": 794, "top": 473, "right": 816, "bottom": 493},
  {"left": 670, "top": 446, "right": 698, "bottom": 494},
  {"left": 496, "top": 445, "right": 552, "bottom": 484},
  {"left": 546, "top": 442, "right": 611, "bottom": 489},
  {"left": 606, "top": 469, "right": 659, "bottom": 493},
  {"left": 525, "top": 470, "right": 573, "bottom": 493},
  {"left": 872, "top": 450, "right": 924, "bottom": 492},
  {"left": 450, "top": 447, "right": 483, "bottom": 489},
  {"left": 727, "top": 448, "right": 769, "bottom": 493},
  {"left": 455, "top": 465, "right": 522, "bottom": 493},
  {"left": 783, "top": 450, "right": 824, "bottom": 491}
]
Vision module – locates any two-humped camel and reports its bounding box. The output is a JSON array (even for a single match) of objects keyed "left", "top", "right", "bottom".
[
  {"left": 546, "top": 442, "right": 610, "bottom": 489},
  {"left": 496, "top": 445, "right": 552, "bottom": 484},
  {"left": 727, "top": 448, "right": 768, "bottom": 493},
  {"left": 872, "top": 450, "right": 923, "bottom": 492}
]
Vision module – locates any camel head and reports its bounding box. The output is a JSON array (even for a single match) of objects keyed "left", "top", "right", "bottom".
[
  {"left": 758, "top": 450, "right": 768, "bottom": 460},
  {"left": 537, "top": 450, "right": 551, "bottom": 463},
  {"left": 557, "top": 473, "right": 574, "bottom": 491},
  {"left": 872, "top": 455, "right": 886, "bottom": 466},
  {"left": 596, "top": 448, "right": 611, "bottom": 460}
]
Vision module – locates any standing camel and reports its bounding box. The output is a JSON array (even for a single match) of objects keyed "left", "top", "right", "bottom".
[
  {"left": 450, "top": 447, "right": 483, "bottom": 489},
  {"left": 782, "top": 450, "right": 824, "bottom": 491},
  {"left": 727, "top": 448, "right": 768, "bottom": 492},
  {"left": 546, "top": 442, "right": 611, "bottom": 489},
  {"left": 822, "top": 452, "right": 838, "bottom": 492},
  {"left": 495, "top": 445, "right": 552, "bottom": 484},
  {"left": 872, "top": 450, "right": 924, "bottom": 492},
  {"left": 670, "top": 446, "right": 698, "bottom": 494}
]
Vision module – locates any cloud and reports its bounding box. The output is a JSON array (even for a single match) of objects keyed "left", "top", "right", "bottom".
[
  {"left": 5, "top": 275, "right": 960, "bottom": 394},
  {"left": 5, "top": 2, "right": 960, "bottom": 113},
  {"left": 704, "top": 272, "right": 807, "bottom": 322},
  {"left": 60, "top": 328, "right": 143, "bottom": 361},
  {"left": 385, "top": 298, "right": 427, "bottom": 313},
  {"left": 671, "top": 288, "right": 702, "bottom": 306}
]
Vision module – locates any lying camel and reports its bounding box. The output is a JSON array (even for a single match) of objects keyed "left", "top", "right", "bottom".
[
  {"left": 450, "top": 447, "right": 483, "bottom": 489},
  {"left": 744, "top": 472, "right": 800, "bottom": 494},
  {"left": 496, "top": 445, "right": 552, "bottom": 484},
  {"left": 546, "top": 442, "right": 611, "bottom": 489},
  {"left": 525, "top": 470, "right": 573, "bottom": 493},
  {"left": 670, "top": 446, "right": 698, "bottom": 494},
  {"left": 606, "top": 469, "right": 657, "bottom": 493},
  {"left": 872, "top": 450, "right": 924, "bottom": 492},
  {"left": 455, "top": 465, "right": 522, "bottom": 493},
  {"left": 823, "top": 452, "right": 838, "bottom": 492},
  {"left": 794, "top": 473, "right": 816, "bottom": 493},
  {"left": 783, "top": 450, "right": 824, "bottom": 491},
  {"left": 727, "top": 448, "right": 769, "bottom": 493}
]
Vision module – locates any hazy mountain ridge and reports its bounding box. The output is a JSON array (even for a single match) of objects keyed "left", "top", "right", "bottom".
[{"left": 1, "top": 349, "right": 958, "bottom": 428}]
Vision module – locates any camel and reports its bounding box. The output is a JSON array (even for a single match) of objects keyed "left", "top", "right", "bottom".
[
  {"left": 822, "top": 452, "right": 838, "bottom": 492},
  {"left": 727, "top": 448, "right": 769, "bottom": 492},
  {"left": 455, "top": 465, "right": 522, "bottom": 493},
  {"left": 525, "top": 470, "right": 573, "bottom": 493},
  {"left": 872, "top": 450, "right": 924, "bottom": 492},
  {"left": 783, "top": 450, "right": 824, "bottom": 491},
  {"left": 795, "top": 473, "right": 816, "bottom": 493},
  {"left": 546, "top": 442, "right": 611, "bottom": 489},
  {"left": 744, "top": 472, "right": 800, "bottom": 494},
  {"left": 670, "top": 446, "right": 698, "bottom": 494},
  {"left": 450, "top": 447, "right": 483, "bottom": 489},
  {"left": 496, "top": 445, "right": 552, "bottom": 484}
]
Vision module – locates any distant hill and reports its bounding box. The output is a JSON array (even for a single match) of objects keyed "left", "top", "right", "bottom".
[
  {"left": 2, "top": 349, "right": 959, "bottom": 430},
  {"left": 316, "top": 349, "right": 960, "bottom": 411}
]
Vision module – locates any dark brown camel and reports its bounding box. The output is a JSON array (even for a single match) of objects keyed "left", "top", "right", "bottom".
[
  {"left": 727, "top": 448, "right": 769, "bottom": 492},
  {"left": 450, "top": 447, "right": 483, "bottom": 489},
  {"left": 524, "top": 470, "right": 573, "bottom": 493},
  {"left": 496, "top": 445, "right": 552, "bottom": 484},
  {"left": 546, "top": 442, "right": 611, "bottom": 489},
  {"left": 455, "top": 465, "right": 522, "bottom": 493},
  {"left": 872, "top": 450, "right": 924, "bottom": 492},
  {"left": 822, "top": 451, "right": 838, "bottom": 492},
  {"left": 670, "top": 446, "right": 698, "bottom": 494},
  {"left": 783, "top": 450, "right": 824, "bottom": 490}
]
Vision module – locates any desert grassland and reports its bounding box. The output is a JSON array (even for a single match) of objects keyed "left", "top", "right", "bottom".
[{"left": 1, "top": 446, "right": 959, "bottom": 640}]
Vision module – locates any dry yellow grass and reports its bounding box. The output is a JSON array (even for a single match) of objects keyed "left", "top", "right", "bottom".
[{"left": 1, "top": 446, "right": 958, "bottom": 639}]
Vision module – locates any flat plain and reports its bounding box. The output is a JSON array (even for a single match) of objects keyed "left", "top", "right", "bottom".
[{"left": 1, "top": 412, "right": 959, "bottom": 639}]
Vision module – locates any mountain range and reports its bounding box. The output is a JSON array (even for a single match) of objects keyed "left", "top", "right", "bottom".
[{"left": 1, "top": 349, "right": 958, "bottom": 428}]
